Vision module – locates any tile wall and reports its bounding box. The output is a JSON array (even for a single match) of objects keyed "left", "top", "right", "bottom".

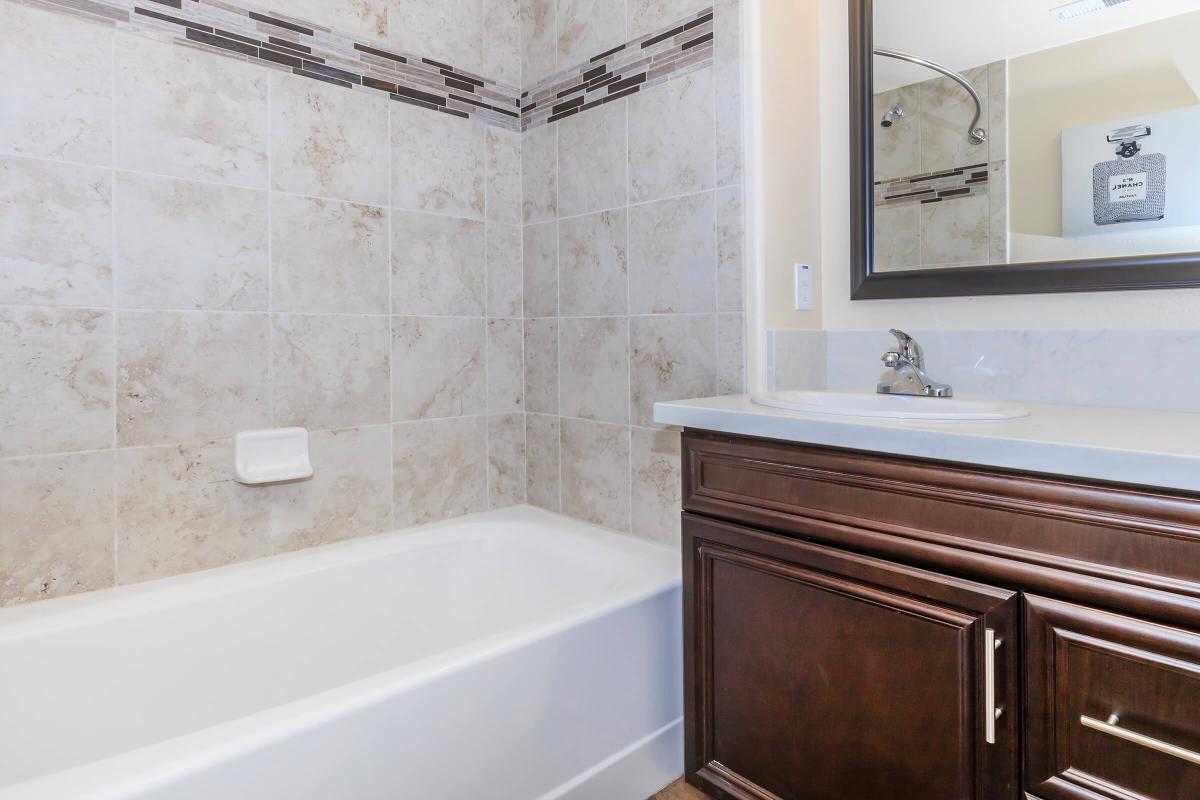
[
  {"left": 0, "top": 0, "right": 526, "bottom": 605},
  {"left": 0, "top": 0, "right": 745, "bottom": 604},
  {"left": 518, "top": 0, "right": 744, "bottom": 547},
  {"left": 873, "top": 60, "right": 1008, "bottom": 270}
]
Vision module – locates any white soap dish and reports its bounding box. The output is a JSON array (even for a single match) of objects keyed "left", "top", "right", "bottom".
[{"left": 234, "top": 428, "right": 314, "bottom": 485}]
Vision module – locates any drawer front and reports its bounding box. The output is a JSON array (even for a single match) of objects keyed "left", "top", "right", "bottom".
[{"left": 1026, "top": 595, "right": 1200, "bottom": 800}]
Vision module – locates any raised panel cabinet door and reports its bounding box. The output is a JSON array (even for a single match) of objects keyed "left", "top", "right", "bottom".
[
  {"left": 682, "top": 514, "right": 1020, "bottom": 800},
  {"left": 1025, "top": 595, "right": 1200, "bottom": 800}
]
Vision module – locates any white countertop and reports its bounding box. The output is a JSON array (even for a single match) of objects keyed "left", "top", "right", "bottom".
[{"left": 654, "top": 395, "right": 1200, "bottom": 494}]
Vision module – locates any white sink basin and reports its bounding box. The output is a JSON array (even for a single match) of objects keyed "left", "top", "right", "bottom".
[{"left": 751, "top": 391, "right": 1029, "bottom": 421}]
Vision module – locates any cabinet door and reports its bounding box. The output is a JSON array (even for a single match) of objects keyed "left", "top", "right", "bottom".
[
  {"left": 1025, "top": 595, "right": 1200, "bottom": 800},
  {"left": 683, "top": 513, "right": 1019, "bottom": 800}
]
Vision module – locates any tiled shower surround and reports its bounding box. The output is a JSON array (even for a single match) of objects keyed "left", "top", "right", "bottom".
[
  {"left": 873, "top": 61, "right": 1008, "bottom": 270},
  {"left": 0, "top": 0, "right": 744, "bottom": 604}
]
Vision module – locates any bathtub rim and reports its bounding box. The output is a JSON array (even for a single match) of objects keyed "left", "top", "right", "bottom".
[{"left": 0, "top": 505, "right": 679, "bottom": 641}]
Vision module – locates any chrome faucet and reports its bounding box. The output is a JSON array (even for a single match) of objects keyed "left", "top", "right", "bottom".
[{"left": 877, "top": 329, "right": 953, "bottom": 398}]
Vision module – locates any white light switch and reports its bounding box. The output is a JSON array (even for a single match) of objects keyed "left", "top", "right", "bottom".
[{"left": 794, "top": 264, "right": 813, "bottom": 310}]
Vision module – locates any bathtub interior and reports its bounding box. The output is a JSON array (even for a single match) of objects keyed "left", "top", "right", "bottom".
[{"left": 0, "top": 508, "right": 680, "bottom": 790}]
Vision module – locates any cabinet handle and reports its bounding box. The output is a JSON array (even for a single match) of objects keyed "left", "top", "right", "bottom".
[
  {"left": 1081, "top": 714, "right": 1200, "bottom": 767},
  {"left": 985, "top": 628, "right": 1003, "bottom": 745}
]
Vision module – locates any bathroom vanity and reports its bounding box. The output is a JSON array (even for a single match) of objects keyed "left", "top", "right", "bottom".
[{"left": 656, "top": 397, "right": 1200, "bottom": 800}]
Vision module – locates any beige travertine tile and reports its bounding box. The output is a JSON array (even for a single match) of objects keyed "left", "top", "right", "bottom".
[
  {"left": 0, "top": 156, "right": 111, "bottom": 307},
  {"left": 558, "top": 100, "right": 627, "bottom": 218},
  {"left": 0, "top": 307, "right": 113, "bottom": 458},
  {"left": 116, "top": 311, "right": 270, "bottom": 446},
  {"left": 559, "top": 210, "right": 628, "bottom": 317},
  {"left": 561, "top": 418, "right": 629, "bottom": 531},
  {"left": 522, "top": 123, "right": 558, "bottom": 223},
  {"left": 521, "top": 0, "right": 557, "bottom": 86},
  {"left": 629, "top": 192, "right": 716, "bottom": 314},
  {"left": 0, "top": 2, "right": 112, "bottom": 165},
  {"left": 559, "top": 317, "right": 629, "bottom": 424},
  {"left": 717, "top": 312, "right": 745, "bottom": 394},
  {"left": 921, "top": 193, "right": 989, "bottom": 268},
  {"left": 487, "top": 318, "right": 524, "bottom": 414},
  {"left": 273, "top": 0, "right": 388, "bottom": 42},
  {"left": 990, "top": 162, "right": 1009, "bottom": 265},
  {"left": 873, "top": 203, "right": 921, "bottom": 272},
  {"left": 525, "top": 413, "right": 560, "bottom": 510},
  {"left": 271, "top": 426, "right": 393, "bottom": 550},
  {"left": 715, "top": 185, "right": 744, "bottom": 312},
  {"left": 271, "top": 314, "right": 391, "bottom": 430},
  {"left": 115, "top": 172, "right": 269, "bottom": 311},
  {"left": 270, "top": 72, "right": 388, "bottom": 205},
  {"left": 920, "top": 66, "right": 988, "bottom": 174},
  {"left": 523, "top": 318, "right": 559, "bottom": 415},
  {"left": 714, "top": 0, "right": 743, "bottom": 186},
  {"left": 487, "top": 223, "right": 524, "bottom": 318},
  {"left": 393, "top": 416, "right": 487, "bottom": 527},
  {"left": 630, "top": 313, "right": 717, "bottom": 427},
  {"left": 391, "top": 316, "right": 487, "bottom": 420},
  {"left": 115, "top": 439, "right": 272, "bottom": 583},
  {"left": 631, "top": 426, "right": 682, "bottom": 545},
  {"left": 0, "top": 451, "right": 115, "bottom": 606},
  {"left": 392, "top": 211, "right": 486, "bottom": 315},
  {"left": 873, "top": 85, "right": 921, "bottom": 182},
  {"left": 488, "top": 413, "right": 527, "bottom": 508},
  {"left": 629, "top": 67, "right": 715, "bottom": 203},
  {"left": 115, "top": 33, "right": 267, "bottom": 187},
  {"left": 392, "top": 103, "right": 485, "bottom": 220},
  {"left": 271, "top": 194, "right": 389, "bottom": 314},
  {"left": 390, "top": 0, "right": 484, "bottom": 74},
  {"left": 627, "top": 0, "right": 709, "bottom": 39},
  {"left": 484, "top": 0, "right": 522, "bottom": 87},
  {"left": 486, "top": 127, "right": 522, "bottom": 225},
  {"left": 523, "top": 221, "right": 559, "bottom": 318},
  {"left": 557, "top": 0, "right": 625, "bottom": 69}
]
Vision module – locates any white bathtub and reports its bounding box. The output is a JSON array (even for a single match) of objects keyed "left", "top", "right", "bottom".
[{"left": 0, "top": 507, "right": 683, "bottom": 800}]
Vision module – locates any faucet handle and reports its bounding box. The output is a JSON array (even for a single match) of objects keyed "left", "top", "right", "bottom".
[
  {"left": 881, "top": 351, "right": 901, "bottom": 368},
  {"left": 887, "top": 329, "right": 923, "bottom": 369}
]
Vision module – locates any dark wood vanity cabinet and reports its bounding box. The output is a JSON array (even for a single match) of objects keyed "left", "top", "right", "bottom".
[{"left": 679, "top": 431, "right": 1200, "bottom": 800}]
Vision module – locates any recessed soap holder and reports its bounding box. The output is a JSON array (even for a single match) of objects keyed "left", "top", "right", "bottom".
[{"left": 234, "top": 428, "right": 314, "bottom": 485}]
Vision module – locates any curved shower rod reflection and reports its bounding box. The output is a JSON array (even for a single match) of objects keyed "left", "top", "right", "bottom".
[{"left": 874, "top": 47, "right": 988, "bottom": 145}]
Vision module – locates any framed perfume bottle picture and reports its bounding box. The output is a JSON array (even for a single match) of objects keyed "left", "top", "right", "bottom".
[{"left": 1062, "top": 106, "right": 1200, "bottom": 238}]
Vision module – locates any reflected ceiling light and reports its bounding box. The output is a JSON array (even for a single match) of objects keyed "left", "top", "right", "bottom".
[{"left": 1052, "top": 0, "right": 1134, "bottom": 22}]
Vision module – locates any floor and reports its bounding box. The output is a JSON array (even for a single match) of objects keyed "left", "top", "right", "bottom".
[{"left": 650, "top": 778, "right": 712, "bottom": 799}]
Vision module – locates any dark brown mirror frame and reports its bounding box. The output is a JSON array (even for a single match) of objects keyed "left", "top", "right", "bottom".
[{"left": 849, "top": 0, "right": 1200, "bottom": 300}]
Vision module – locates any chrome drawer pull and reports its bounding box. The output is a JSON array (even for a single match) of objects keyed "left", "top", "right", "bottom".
[{"left": 1081, "top": 715, "right": 1200, "bottom": 767}]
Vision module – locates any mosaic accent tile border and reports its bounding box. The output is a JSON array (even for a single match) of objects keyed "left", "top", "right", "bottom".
[
  {"left": 874, "top": 161, "right": 1001, "bottom": 207},
  {"left": 17, "top": 0, "right": 717, "bottom": 132},
  {"left": 521, "top": 7, "right": 715, "bottom": 131},
  {"left": 17, "top": 0, "right": 524, "bottom": 130}
]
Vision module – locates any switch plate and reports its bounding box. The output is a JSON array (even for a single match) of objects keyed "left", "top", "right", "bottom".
[{"left": 794, "top": 264, "right": 813, "bottom": 310}]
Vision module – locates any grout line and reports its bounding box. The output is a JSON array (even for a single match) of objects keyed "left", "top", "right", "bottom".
[
  {"left": 109, "top": 31, "right": 120, "bottom": 586},
  {"left": 625, "top": 93, "right": 634, "bottom": 537}
]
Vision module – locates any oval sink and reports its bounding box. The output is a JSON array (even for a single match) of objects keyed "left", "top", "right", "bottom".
[{"left": 751, "top": 391, "right": 1029, "bottom": 421}]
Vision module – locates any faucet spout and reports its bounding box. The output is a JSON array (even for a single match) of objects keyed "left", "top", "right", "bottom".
[{"left": 878, "top": 330, "right": 953, "bottom": 398}]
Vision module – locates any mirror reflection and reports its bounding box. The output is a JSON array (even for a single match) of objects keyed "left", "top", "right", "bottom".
[{"left": 872, "top": 0, "right": 1200, "bottom": 272}]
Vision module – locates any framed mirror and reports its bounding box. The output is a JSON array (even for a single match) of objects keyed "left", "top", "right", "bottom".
[{"left": 850, "top": 0, "right": 1200, "bottom": 299}]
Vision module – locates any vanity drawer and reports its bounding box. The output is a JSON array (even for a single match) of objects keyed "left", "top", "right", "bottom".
[{"left": 1025, "top": 595, "right": 1200, "bottom": 800}]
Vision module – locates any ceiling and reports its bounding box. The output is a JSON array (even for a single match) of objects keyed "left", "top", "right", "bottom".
[{"left": 873, "top": 0, "right": 1200, "bottom": 90}]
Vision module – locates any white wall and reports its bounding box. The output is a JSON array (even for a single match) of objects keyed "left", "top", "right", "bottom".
[{"left": 761, "top": 0, "right": 1200, "bottom": 333}]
